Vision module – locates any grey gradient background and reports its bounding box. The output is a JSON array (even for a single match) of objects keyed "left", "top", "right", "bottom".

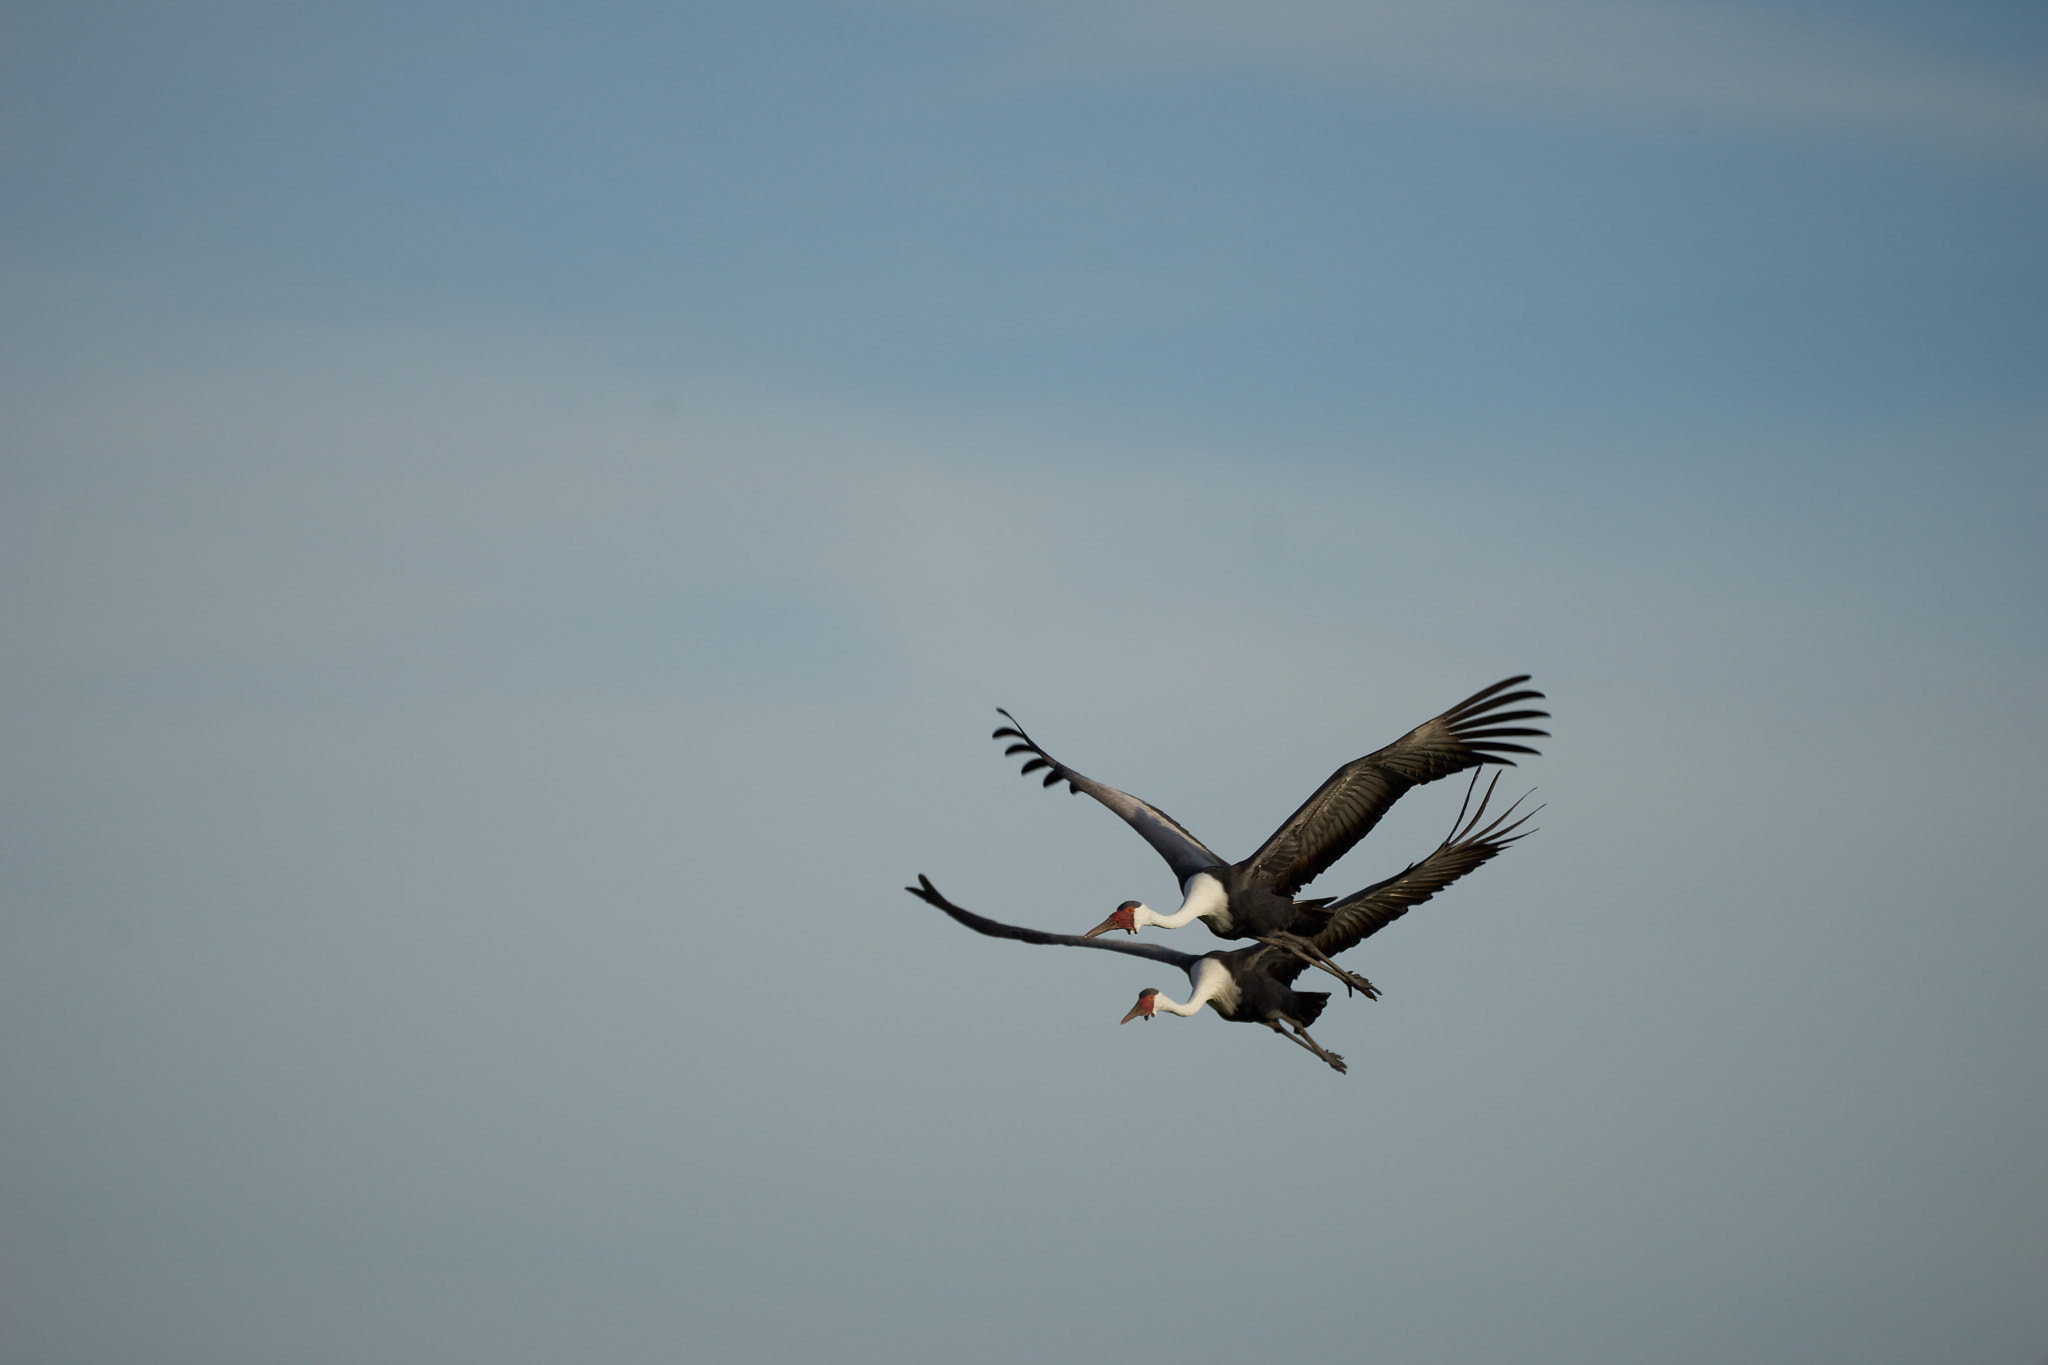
[{"left": 3, "top": 2, "right": 2044, "bottom": 1362}]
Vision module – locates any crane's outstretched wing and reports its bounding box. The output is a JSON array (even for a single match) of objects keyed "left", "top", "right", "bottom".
[
  {"left": 1289, "top": 773, "right": 1538, "bottom": 975},
  {"left": 1239, "top": 676, "right": 1548, "bottom": 898},
  {"left": 991, "top": 710, "right": 1225, "bottom": 887},
  {"left": 906, "top": 874, "right": 1202, "bottom": 971}
]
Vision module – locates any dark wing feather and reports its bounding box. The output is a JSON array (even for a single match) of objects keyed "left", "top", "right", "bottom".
[
  {"left": 992, "top": 709, "right": 1225, "bottom": 887},
  {"left": 1305, "top": 772, "right": 1539, "bottom": 964},
  {"left": 1240, "top": 676, "right": 1548, "bottom": 897},
  {"left": 905, "top": 875, "right": 1203, "bottom": 971}
]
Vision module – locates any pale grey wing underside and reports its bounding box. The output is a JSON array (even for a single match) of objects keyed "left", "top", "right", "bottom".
[
  {"left": 906, "top": 875, "right": 1204, "bottom": 972},
  {"left": 1240, "top": 676, "right": 1549, "bottom": 898},
  {"left": 992, "top": 710, "right": 1224, "bottom": 887},
  {"left": 1307, "top": 773, "right": 1539, "bottom": 963}
]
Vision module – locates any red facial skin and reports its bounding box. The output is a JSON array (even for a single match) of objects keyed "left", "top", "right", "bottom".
[
  {"left": 1084, "top": 901, "right": 1142, "bottom": 939},
  {"left": 1119, "top": 988, "right": 1159, "bottom": 1024}
]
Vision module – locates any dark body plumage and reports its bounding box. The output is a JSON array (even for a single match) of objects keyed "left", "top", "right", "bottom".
[
  {"left": 993, "top": 675, "right": 1548, "bottom": 942},
  {"left": 1212, "top": 878, "right": 1313, "bottom": 946},
  {"left": 1211, "top": 946, "right": 1331, "bottom": 1028}
]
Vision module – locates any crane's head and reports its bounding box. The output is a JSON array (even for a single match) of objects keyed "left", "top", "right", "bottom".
[
  {"left": 1084, "top": 900, "right": 1144, "bottom": 938},
  {"left": 1120, "top": 988, "right": 1160, "bottom": 1023}
]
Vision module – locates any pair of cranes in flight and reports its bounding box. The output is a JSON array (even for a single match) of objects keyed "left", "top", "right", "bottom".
[{"left": 906, "top": 676, "right": 1548, "bottom": 1073}]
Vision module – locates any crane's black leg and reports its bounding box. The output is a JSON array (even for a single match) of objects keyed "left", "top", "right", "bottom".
[
  {"left": 1262, "top": 1018, "right": 1325, "bottom": 1063},
  {"left": 1256, "top": 933, "right": 1381, "bottom": 1000},
  {"left": 1276, "top": 932, "right": 1379, "bottom": 999},
  {"left": 1283, "top": 1015, "right": 1347, "bottom": 1074},
  {"left": 1266, "top": 1013, "right": 1347, "bottom": 1074}
]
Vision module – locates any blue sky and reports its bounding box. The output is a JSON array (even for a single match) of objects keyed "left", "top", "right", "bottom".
[{"left": 3, "top": 3, "right": 2044, "bottom": 1363}]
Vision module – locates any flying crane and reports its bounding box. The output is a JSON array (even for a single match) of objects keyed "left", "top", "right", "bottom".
[
  {"left": 990, "top": 675, "right": 1547, "bottom": 992},
  {"left": 908, "top": 772, "right": 1537, "bottom": 1073}
]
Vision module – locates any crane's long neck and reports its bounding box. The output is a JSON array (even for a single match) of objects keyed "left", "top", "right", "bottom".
[
  {"left": 1136, "top": 871, "right": 1229, "bottom": 932},
  {"left": 1151, "top": 958, "right": 1231, "bottom": 1016}
]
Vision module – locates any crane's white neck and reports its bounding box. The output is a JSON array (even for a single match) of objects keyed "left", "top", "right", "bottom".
[
  {"left": 1150, "top": 958, "right": 1235, "bottom": 1017},
  {"left": 1132, "top": 870, "right": 1229, "bottom": 932}
]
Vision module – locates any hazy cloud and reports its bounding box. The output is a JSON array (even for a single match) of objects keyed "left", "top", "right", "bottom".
[{"left": 884, "top": 0, "right": 2048, "bottom": 147}]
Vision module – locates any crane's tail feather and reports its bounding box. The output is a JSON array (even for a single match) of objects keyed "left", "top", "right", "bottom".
[{"left": 1291, "top": 989, "right": 1331, "bottom": 1028}]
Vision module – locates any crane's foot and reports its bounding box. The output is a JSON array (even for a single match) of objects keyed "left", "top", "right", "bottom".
[
  {"left": 1257, "top": 932, "right": 1381, "bottom": 999},
  {"left": 1267, "top": 1013, "right": 1347, "bottom": 1074}
]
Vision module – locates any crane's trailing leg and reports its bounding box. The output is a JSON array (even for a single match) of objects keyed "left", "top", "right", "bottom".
[
  {"left": 1266, "top": 1013, "right": 1347, "bottom": 1074},
  {"left": 1256, "top": 932, "right": 1381, "bottom": 999}
]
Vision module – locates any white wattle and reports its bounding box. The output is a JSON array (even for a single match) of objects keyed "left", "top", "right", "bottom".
[
  {"left": 1151, "top": 957, "right": 1235, "bottom": 1017},
  {"left": 1137, "top": 871, "right": 1229, "bottom": 932}
]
